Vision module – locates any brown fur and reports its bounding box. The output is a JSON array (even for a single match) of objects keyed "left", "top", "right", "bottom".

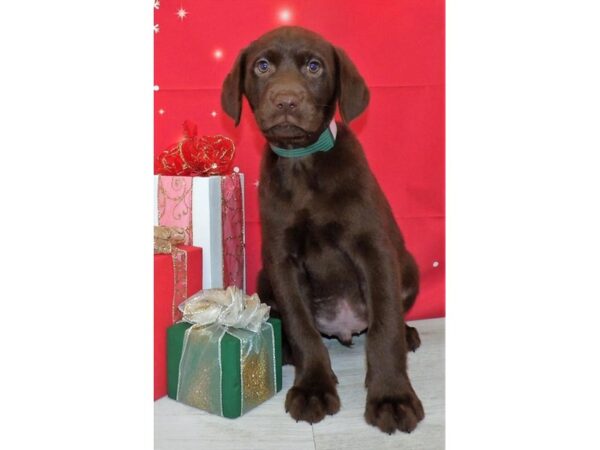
[{"left": 221, "top": 26, "right": 423, "bottom": 434}]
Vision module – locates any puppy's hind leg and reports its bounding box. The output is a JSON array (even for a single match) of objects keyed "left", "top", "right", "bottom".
[
  {"left": 400, "top": 252, "right": 421, "bottom": 352},
  {"left": 257, "top": 269, "right": 296, "bottom": 366},
  {"left": 405, "top": 324, "right": 421, "bottom": 352}
]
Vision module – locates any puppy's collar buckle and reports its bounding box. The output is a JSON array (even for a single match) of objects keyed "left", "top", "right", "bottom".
[{"left": 269, "top": 121, "right": 337, "bottom": 158}]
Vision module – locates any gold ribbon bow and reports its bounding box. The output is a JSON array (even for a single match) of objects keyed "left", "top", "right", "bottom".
[
  {"left": 154, "top": 225, "right": 186, "bottom": 254},
  {"left": 179, "top": 286, "right": 270, "bottom": 333}
]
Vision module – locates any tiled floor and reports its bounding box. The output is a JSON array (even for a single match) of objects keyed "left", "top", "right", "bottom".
[{"left": 155, "top": 317, "right": 445, "bottom": 449}]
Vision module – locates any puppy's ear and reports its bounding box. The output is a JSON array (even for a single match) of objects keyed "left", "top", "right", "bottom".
[
  {"left": 221, "top": 49, "right": 247, "bottom": 126},
  {"left": 335, "top": 47, "right": 370, "bottom": 123}
]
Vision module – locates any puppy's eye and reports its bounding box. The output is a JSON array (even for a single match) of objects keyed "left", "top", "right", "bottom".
[
  {"left": 307, "top": 60, "right": 321, "bottom": 73},
  {"left": 256, "top": 59, "right": 270, "bottom": 74}
]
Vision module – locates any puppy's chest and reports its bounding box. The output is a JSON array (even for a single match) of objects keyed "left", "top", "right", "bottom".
[
  {"left": 264, "top": 176, "right": 343, "bottom": 254},
  {"left": 263, "top": 162, "right": 369, "bottom": 343},
  {"left": 281, "top": 205, "right": 343, "bottom": 260}
]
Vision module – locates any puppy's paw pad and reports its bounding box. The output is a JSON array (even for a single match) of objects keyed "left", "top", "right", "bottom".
[
  {"left": 285, "top": 384, "right": 340, "bottom": 424},
  {"left": 365, "top": 393, "right": 424, "bottom": 434}
]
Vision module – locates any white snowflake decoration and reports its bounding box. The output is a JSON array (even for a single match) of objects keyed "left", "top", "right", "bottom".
[
  {"left": 176, "top": 8, "right": 188, "bottom": 20},
  {"left": 154, "top": 1, "right": 160, "bottom": 10},
  {"left": 154, "top": 24, "right": 159, "bottom": 34}
]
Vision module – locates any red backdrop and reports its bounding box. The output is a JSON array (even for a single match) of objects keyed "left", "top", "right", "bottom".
[{"left": 154, "top": 0, "right": 445, "bottom": 319}]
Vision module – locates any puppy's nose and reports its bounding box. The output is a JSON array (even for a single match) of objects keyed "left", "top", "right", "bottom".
[{"left": 272, "top": 91, "right": 301, "bottom": 111}]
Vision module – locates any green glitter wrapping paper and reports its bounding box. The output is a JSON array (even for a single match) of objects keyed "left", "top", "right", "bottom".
[{"left": 167, "top": 317, "right": 282, "bottom": 418}]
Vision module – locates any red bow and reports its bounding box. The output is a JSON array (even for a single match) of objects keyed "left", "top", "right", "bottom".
[{"left": 155, "top": 120, "right": 236, "bottom": 176}]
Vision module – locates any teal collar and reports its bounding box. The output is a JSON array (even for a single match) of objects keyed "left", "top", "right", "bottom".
[{"left": 269, "top": 121, "right": 337, "bottom": 158}]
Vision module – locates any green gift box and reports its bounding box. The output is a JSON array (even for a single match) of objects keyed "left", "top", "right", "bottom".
[{"left": 168, "top": 317, "right": 282, "bottom": 418}]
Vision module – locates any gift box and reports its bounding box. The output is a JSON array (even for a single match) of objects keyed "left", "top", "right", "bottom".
[
  {"left": 167, "top": 288, "right": 282, "bottom": 418},
  {"left": 154, "top": 172, "right": 245, "bottom": 291},
  {"left": 154, "top": 245, "right": 203, "bottom": 400}
]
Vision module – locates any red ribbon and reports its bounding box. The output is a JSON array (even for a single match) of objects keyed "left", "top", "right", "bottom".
[{"left": 155, "top": 120, "right": 236, "bottom": 176}]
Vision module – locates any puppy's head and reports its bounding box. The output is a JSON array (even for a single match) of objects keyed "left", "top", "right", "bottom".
[{"left": 221, "top": 26, "right": 369, "bottom": 148}]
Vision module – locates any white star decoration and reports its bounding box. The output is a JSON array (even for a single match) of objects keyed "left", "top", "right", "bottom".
[
  {"left": 253, "top": 180, "right": 260, "bottom": 187},
  {"left": 278, "top": 9, "right": 292, "bottom": 23},
  {"left": 154, "top": 24, "right": 159, "bottom": 34},
  {"left": 154, "top": 1, "right": 160, "bottom": 10},
  {"left": 158, "top": 109, "right": 165, "bottom": 115},
  {"left": 176, "top": 7, "right": 188, "bottom": 20}
]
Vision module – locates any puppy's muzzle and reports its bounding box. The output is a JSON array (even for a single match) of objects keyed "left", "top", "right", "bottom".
[
  {"left": 269, "top": 86, "right": 307, "bottom": 112},
  {"left": 271, "top": 89, "right": 304, "bottom": 112}
]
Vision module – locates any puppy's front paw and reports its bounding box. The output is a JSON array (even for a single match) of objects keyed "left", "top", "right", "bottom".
[
  {"left": 365, "top": 392, "right": 424, "bottom": 434},
  {"left": 285, "top": 381, "right": 340, "bottom": 424}
]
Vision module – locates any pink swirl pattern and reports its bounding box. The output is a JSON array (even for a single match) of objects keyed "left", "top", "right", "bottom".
[{"left": 157, "top": 176, "right": 193, "bottom": 245}]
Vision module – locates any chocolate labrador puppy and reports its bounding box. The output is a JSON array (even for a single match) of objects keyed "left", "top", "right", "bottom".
[{"left": 221, "top": 26, "right": 424, "bottom": 434}]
